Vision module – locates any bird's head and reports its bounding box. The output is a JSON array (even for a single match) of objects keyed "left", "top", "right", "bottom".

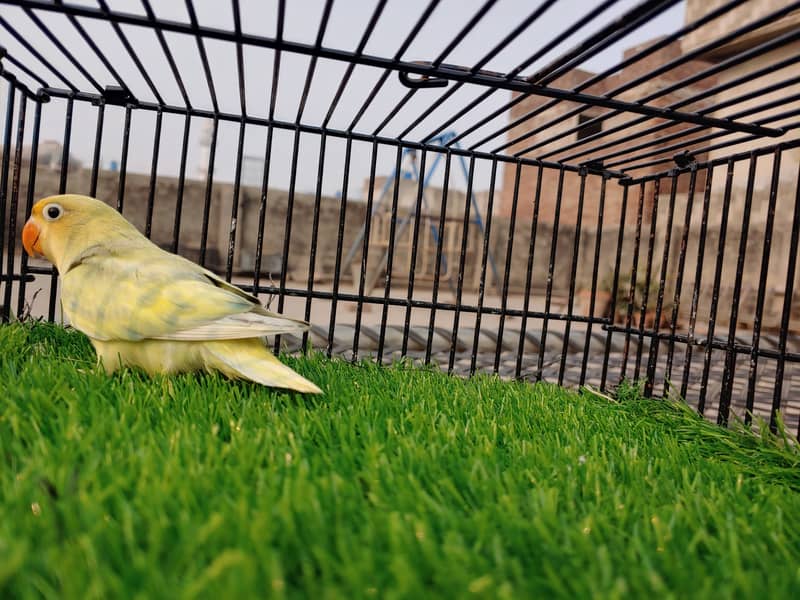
[{"left": 22, "top": 194, "right": 142, "bottom": 272}]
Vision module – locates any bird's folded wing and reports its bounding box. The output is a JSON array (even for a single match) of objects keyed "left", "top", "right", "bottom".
[
  {"left": 61, "top": 252, "right": 309, "bottom": 342},
  {"left": 153, "top": 311, "right": 308, "bottom": 341}
]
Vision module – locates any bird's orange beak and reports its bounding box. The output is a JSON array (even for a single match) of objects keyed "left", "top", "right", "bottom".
[{"left": 22, "top": 219, "right": 43, "bottom": 258}]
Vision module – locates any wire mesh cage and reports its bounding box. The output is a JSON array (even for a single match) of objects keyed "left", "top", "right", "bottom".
[{"left": 1, "top": 0, "right": 799, "bottom": 432}]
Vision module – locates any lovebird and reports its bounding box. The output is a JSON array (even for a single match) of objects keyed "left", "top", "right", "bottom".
[{"left": 21, "top": 194, "right": 322, "bottom": 394}]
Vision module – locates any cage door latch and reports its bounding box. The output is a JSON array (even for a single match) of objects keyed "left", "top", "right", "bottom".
[
  {"left": 102, "top": 85, "right": 137, "bottom": 107},
  {"left": 399, "top": 61, "right": 449, "bottom": 89}
]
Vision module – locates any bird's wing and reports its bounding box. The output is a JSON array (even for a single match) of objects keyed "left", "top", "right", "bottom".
[
  {"left": 151, "top": 311, "right": 307, "bottom": 341},
  {"left": 60, "top": 246, "right": 308, "bottom": 342}
]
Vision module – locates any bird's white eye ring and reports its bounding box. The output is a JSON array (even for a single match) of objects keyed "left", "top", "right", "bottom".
[{"left": 43, "top": 203, "right": 63, "bottom": 221}]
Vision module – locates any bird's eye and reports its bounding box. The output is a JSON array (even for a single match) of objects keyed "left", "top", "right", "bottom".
[{"left": 43, "top": 203, "right": 63, "bottom": 221}]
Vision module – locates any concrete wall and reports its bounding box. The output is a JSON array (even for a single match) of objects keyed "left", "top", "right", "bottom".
[{"left": 5, "top": 164, "right": 368, "bottom": 283}]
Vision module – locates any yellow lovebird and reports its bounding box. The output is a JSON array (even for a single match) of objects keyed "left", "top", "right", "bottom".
[{"left": 22, "top": 194, "right": 322, "bottom": 394}]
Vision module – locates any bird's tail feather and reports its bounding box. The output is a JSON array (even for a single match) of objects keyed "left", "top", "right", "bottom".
[{"left": 202, "top": 339, "right": 322, "bottom": 394}]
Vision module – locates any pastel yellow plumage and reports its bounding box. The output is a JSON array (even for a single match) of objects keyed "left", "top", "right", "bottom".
[{"left": 21, "top": 194, "right": 322, "bottom": 394}]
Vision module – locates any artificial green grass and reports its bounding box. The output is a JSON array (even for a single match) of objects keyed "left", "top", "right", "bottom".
[{"left": 1, "top": 322, "right": 799, "bottom": 599}]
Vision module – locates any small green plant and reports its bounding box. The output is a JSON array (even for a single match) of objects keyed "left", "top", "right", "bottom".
[{"left": 604, "top": 267, "right": 675, "bottom": 325}]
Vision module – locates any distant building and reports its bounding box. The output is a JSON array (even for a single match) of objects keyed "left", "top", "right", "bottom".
[
  {"left": 500, "top": 0, "right": 800, "bottom": 228},
  {"left": 497, "top": 0, "right": 800, "bottom": 332},
  {"left": 1, "top": 139, "right": 82, "bottom": 172}
]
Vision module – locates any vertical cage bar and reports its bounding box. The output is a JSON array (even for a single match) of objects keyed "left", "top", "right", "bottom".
[
  {"left": 425, "top": 151, "right": 452, "bottom": 365},
  {"left": 634, "top": 179, "right": 660, "bottom": 383},
  {"left": 744, "top": 148, "right": 781, "bottom": 424},
  {"left": 579, "top": 174, "right": 607, "bottom": 387},
  {"left": 303, "top": 132, "right": 327, "bottom": 352},
  {"left": 253, "top": 125, "right": 275, "bottom": 295},
  {"left": 116, "top": 105, "right": 132, "bottom": 212},
  {"left": 470, "top": 159, "right": 498, "bottom": 374},
  {"left": 352, "top": 140, "right": 379, "bottom": 361},
  {"left": 772, "top": 162, "right": 800, "bottom": 433},
  {"left": 600, "top": 183, "right": 628, "bottom": 392},
  {"left": 185, "top": 0, "right": 219, "bottom": 113},
  {"left": 98, "top": 0, "right": 165, "bottom": 104},
  {"left": 326, "top": 136, "right": 353, "bottom": 357},
  {"left": 516, "top": 164, "right": 543, "bottom": 380},
  {"left": 494, "top": 161, "right": 522, "bottom": 373},
  {"left": 620, "top": 182, "right": 646, "bottom": 382},
  {"left": 268, "top": 0, "right": 286, "bottom": 121},
  {"left": 664, "top": 169, "right": 697, "bottom": 395},
  {"left": 225, "top": 118, "right": 247, "bottom": 281},
  {"left": 295, "top": 0, "right": 334, "bottom": 124},
  {"left": 89, "top": 102, "right": 104, "bottom": 198},
  {"left": 141, "top": 0, "right": 190, "bottom": 108},
  {"left": 22, "top": 7, "right": 104, "bottom": 94},
  {"left": 0, "top": 84, "right": 16, "bottom": 320},
  {"left": 699, "top": 160, "right": 735, "bottom": 415},
  {"left": 231, "top": 0, "right": 247, "bottom": 117},
  {"left": 448, "top": 155, "right": 476, "bottom": 373},
  {"left": 537, "top": 167, "right": 565, "bottom": 382},
  {"left": 645, "top": 173, "right": 677, "bottom": 397},
  {"left": 145, "top": 109, "right": 164, "bottom": 240},
  {"left": 402, "top": 149, "right": 429, "bottom": 357},
  {"left": 196, "top": 118, "right": 216, "bottom": 264},
  {"left": 718, "top": 155, "right": 757, "bottom": 427},
  {"left": 2, "top": 92, "right": 25, "bottom": 322},
  {"left": 16, "top": 100, "right": 42, "bottom": 318},
  {"left": 558, "top": 170, "right": 587, "bottom": 387},
  {"left": 377, "top": 145, "right": 404, "bottom": 364},
  {"left": 681, "top": 166, "right": 714, "bottom": 399},
  {"left": 171, "top": 113, "right": 191, "bottom": 254},
  {"left": 275, "top": 128, "right": 303, "bottom": 353},
  {"left": 49, "top": 96, "right": 73, "bottom": 322}
]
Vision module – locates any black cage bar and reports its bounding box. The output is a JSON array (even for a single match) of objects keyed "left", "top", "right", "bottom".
[{"left": 1, "top": 0, "right": 799, "bottom": 433}]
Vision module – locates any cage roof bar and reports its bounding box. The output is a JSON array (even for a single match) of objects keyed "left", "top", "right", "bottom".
[
  {"left": 620, "top": 108, "right": 800, "bottom": 172},
  {"left": 22, "top": 7, "right": 103, "bottom": 93},
  {"left": 508, "top": 0, "right": 630, "bottom": 79},
  {"left": 530, "top": 24, "right": 800, "bottom": 160},
  {"left": 370, "top": 0, "right": 500, "bottom": 136},
  {"left": 2, "top": 0, "right": 783, "bottom": 138},
  {"left": 267, "top": 0, "right": 285, "bottom": 121},
  {"left": 97, "top": 0, "right": 165, "bottom": 105},
  {"left": 231, "top": 0, "right": 246, "bottom": 117},
  {"left": 529, "top": 0, "right": 675, "bottom": 85},
  {"left": 295, "top": 0, "right": 333, "bottom": 124},
  {"left": 512, "top": 18, "right": 800, "bottom": 159},
  {"left": 2, "top": 51, "right": 47, "bottom": 89},
  {"left": 609, "top": 91, "right": 800, "bottom": 169},
  {"left": 431, "top": 0, "right": 671, "bottom": 146},
  {"left": 184, "top": 0, "right": 218, "bottom": 113},
  {"left": 463, "top": 0, "right": 748, "bottom": 151},
  {"left": 347, "top": 0, "right": 440, "bottom": 132},
  {"left": 321, "top": 0, "right": 386, "bottom": 128},
  {"left": 621, "top": 134, "right": 800, "bottom": 186},
  {"left": 140, "top": 0, "right": 191, "bottom": 108},
  {"left": 395, "top": 0, "right": 558, "bottom": 139},
  {"left": 0, "top": 14, "right": 78, "bottom": 92},
  {"left": 0, "top": 71, "right": 35, "bottom": 98},
  {"left": 34, "top": 83, "right": 622, "bottom": 177},
  {"left": 53, "top": 0, "right": 135, "bottom": 100},
  {"left": 562, "top": 51, "right": 800, "bottom": 163},
  {"left": 489, "top": 0, "right": 791, "bottom": 154},
  {"left": 568, "top": 64, "right": 800, "bottom": 167}
]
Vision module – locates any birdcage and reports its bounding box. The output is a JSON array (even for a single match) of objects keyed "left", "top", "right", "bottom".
[{"left": 1, "top": 0, "right": 799, "bottom": 432}]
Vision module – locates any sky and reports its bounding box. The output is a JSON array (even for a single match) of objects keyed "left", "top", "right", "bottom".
[{"left": 0, "top": 0, "right": 686, "bottom": 197}]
